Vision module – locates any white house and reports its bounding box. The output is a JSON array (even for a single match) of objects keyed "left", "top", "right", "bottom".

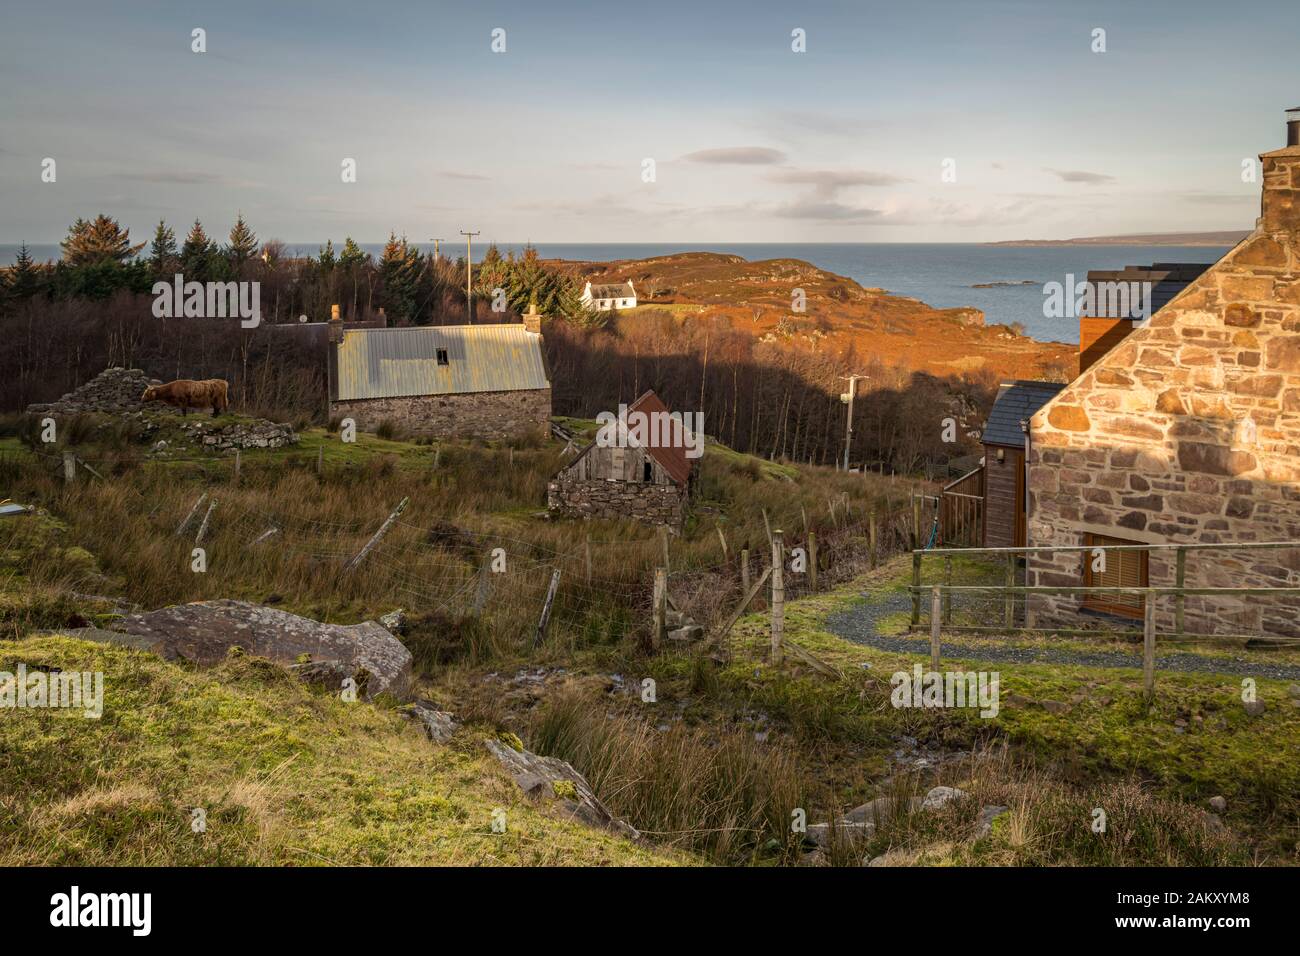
[{"left": 580, "top": 280, "right": 637, "bottom": 311}]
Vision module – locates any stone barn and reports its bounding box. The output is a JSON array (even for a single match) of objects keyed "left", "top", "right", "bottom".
[
  {"left": 548, "top": 390, "right": 696, "bottom": 528},
  {"left": 1025, "top": 111, "right": 1300, "bottom": 639},
  {"left": 328, "top": 311, "right": 551, "bottom": 441}
]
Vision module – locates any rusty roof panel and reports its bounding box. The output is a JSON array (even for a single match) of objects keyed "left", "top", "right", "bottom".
[{"left": 335, "top": 325, "right": 549, "bottom": 400}]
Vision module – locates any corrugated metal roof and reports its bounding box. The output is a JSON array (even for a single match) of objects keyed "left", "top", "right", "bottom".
[
  {"left": 983, "top": 380, "right": 1066, "bottom": 447},
  {"left": 335, "top": 324, "right": 549, "bottom": 400}
]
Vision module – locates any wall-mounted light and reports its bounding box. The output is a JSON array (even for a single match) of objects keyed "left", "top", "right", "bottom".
[{"left": 996, "top": 448, "right": 1005, "bottom": 463}]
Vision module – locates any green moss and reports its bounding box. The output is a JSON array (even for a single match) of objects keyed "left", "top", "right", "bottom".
[{"left": 551, "top": 780, "right": 578, "bottom": 800}]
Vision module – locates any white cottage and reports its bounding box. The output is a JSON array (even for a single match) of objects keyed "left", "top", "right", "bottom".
[{"left": 580, "top": 280, "right": 637, "bottom": 311}]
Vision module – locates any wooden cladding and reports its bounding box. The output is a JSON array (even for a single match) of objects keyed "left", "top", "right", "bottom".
[
  {"left": 1082, "top": 532, "right": 1148, "bottom": 618},
  {"left": 1079, "top": 317, "right": 1136, "bottom": 375}
]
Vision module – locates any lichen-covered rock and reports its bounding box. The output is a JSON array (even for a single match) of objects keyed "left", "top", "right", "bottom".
[
  {"left": 111, "top": 599, "right": 412, "bottom": 700},
  {"left": 484, "top": 738, "right": 638, "bottom": 839},
  {"left": 407, "top": 701, "right": 457, "bottom": 743}
]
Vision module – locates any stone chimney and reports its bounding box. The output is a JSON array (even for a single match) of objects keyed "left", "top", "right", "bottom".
[
  {"left": 328, "top": 303, "right": 341, "bottom": 342},
  {"left": 523, "top": 302, "right": 542, "bottom": 335},
  {"left": 1258, "top": 107, "right": 1300, "bottom": 235}
]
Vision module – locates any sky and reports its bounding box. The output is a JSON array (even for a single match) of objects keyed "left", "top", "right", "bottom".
[{"left": 1, "top": 0, "right": 1296, "bottom": 245}]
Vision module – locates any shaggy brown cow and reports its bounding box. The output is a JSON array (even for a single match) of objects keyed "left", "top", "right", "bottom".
[{"left": 141, "top": 379, "right": 230, "bottom": 417}]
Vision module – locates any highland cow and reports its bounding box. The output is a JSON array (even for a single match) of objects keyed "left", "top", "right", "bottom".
[{"left": 141, "top": 379, "right": 229, "bottom": 417}]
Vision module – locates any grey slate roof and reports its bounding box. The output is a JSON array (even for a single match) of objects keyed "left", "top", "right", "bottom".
[
  {"left": 983, "top": 380, "right": 1067, "bottom": 447},
  {"left": 1084, "top": 262, "right": 1212, "bottom": 318}
]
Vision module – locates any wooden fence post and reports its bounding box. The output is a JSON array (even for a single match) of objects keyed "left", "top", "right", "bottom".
[
  {"left": 1143, "top": 594, "right": 1157, "bottom": 702},
  {"left": 1004, "top": 553, "right": 1016, "bottom": 629},
  {"left": 943, "top": 554, "right": 952, "bottom": 625},
  {"left": 771, "top": 530, "right": 784, "bottom": 664},
  {"left": 910, "top": 551, "right": 922, "bottom": 627},
  {"left": 716, "top": 526, "right": 729, "bottom": 562},
  {"left": 808, "top": 531, "right": 818, "bottom": 593},
  {"left": 652, "top": 567, "right": 667, "bottom": 647},
  {"left": 912, "top": 494, "right": 922, "bottom": 549},
  {"left": 233, "top": 449, "right": 241, "bottom": 484},
  {"left": 659, "top": 525, "right": 670, "bottom": 573},
  {"left": 195, "top": 499, "right": 217, "bottom": 545},
  {"left": 533, "top": 568, "right": 561, "bottom": 648},
  {"left": 741, "top": 549, "right": 751, "bottom": 607},
  {"left": 62, "top": 451, "right": 76, "bottom": 485},
  {"left": 584, "top": 534, "right": 593, "bottom": 585},
  {"left": 930, "top": 585, "right": 942, "bottom": 670},
  {"left": 762, "top": 509, "right": 773, "bottom": 548},
  {"left": 176, "top": 493, "right": 207, "bottom": 537},
  {"left": 342, "top": 497, "right": 409, "bottom": 573},
  {"left": 1174, "top": 547, "right": 1186, "bottom": 638},
  {"left": 869, "top": 510, "right": 878, "bottom": 569}
]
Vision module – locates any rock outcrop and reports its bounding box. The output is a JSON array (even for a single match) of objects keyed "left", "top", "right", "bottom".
[
  {"left": 110, "top": 599, "right": 413, "bottom": 700},
  {"left": 484, "top": 738, "right": 639, "bottom": 839}
]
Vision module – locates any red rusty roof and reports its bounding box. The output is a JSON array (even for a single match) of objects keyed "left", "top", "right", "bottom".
[{"left": 627, "top": 390, "right": 694, "bottom": 486}]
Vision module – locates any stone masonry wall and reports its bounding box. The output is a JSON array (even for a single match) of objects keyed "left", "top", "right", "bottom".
[
  {"left": 331, "top": 388, "right": 551, "bottom": 441},
  {"left": 1026, "top": 143, "right": 1300, "bottom": 640},
  {"left": 547, "top": 477, "right": 687, "bottom": 528}
]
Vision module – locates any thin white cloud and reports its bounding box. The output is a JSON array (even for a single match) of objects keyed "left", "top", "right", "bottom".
[{"left": 681, "top": 146, "right": 787, "bottom": 165}]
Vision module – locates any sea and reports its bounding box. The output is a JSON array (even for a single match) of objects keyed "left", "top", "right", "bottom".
[{"left": 1, "top": 241, "right": 1231, "bottom": 345}]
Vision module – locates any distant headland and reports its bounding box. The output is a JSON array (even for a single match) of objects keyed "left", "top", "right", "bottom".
[{"left": 987, "top": 230, "right": 1248, "bottom": 247}]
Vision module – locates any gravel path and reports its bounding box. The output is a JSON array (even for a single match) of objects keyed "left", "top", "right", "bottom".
[{"left": 826, "top": 592, "right": 1300, "bottom": 681}]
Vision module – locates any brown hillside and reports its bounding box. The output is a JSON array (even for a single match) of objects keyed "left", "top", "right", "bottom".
[{"left": 551, "top": 252, "right": 1075, "bottom": 382}]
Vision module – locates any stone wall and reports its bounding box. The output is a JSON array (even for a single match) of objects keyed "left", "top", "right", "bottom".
[
  {"left": 547, "top": 477, "right": 687, "bottom": 528},
  {"left": 331, "top": 388, "right": 551, "bottom": 441},
  {"left": 1026, "top": 142, "right": 1300, "bottom": 639},
  {"left": 26, "top": 367, "right": 154, "bottom": 415}
]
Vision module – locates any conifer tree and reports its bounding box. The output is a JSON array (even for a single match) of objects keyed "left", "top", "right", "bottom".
[
  {"left": 226, "top": 213, "right": 258, "bottom": 272},
  {"left": 59, "top": 214, "right": 144, "bottom": 266},
  {"left": 148, "top": 220, "right": 177, "bottom": 277},
  {"left": 180, "top": 219, "right": 216, "bottom": 280}
]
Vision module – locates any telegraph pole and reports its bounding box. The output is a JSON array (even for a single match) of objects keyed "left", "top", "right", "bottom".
[
  {"left": 841, "top": 374, "right": 861, "bottom": 471},
  {"left": 459, "top": 230, "right": 480, "bottom": 323}
]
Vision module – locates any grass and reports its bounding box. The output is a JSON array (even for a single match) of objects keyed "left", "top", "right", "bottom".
[{"left": 0, "top": 634, "right": 685, "bottom": 866}]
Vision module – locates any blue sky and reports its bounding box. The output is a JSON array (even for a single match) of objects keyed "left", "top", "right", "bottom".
[{"left": 1, "top": 0, "right": 1296, "bottom": 243}]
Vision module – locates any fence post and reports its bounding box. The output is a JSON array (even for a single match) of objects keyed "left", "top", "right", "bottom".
[
  {"left": 176, "top": 493, "right": 207, "bottom": 537},
  {"left": 1174, "top": 547, "right": 1186, "bottom": 638},
  {"left": 808, "top": 531, "right": 818, "bottom": 593},
  {"left": 342, "top": 497, "right": 409, "bottom": 573},
  {"left": 659, "top": 525, "right": 670, "bottom": 573},
  {"left": 716, "top": 526, "right": 729, "bottom": 561},
  {"left": 869, "top": 509, "right": 878, "bottom": 569},
  {"left": 1143, "top": 594, "right": 1157, "bottom": 702},
  {"left": 912, "top": 494, "right": 922, "bottom": 549},
  {"left": 233, "top": 449, "right": 241, "bottom": 485},
  {"left": 533, "top": 568, "right": 562, "bottom": 648},
  {"left": 943, "top": 555, "right": 952, "bottom": 625},
  {"left": 584, "top": 534, "right": 593, "bottom": 585},
  {"left": 910, "top": 551, "right": 922, "bottom": 627},
  {"left": 652, "top": 567, "right": 667, "bottom": 647},
  {"left": 771, "top": 530, "right": 784, "bottom": 664},
  {"left": 195, "top": 499, "right": 217, "bottom": 545},
  {"left": 762, "top": 509, "right": 773, "bottom": 548},
  {"left": 930, "top": 585, "right": 942, "bottom": 670},
  {"left": 1004, "top": 553, "right": 1015, "bottom": 629},
  {"left": 741, "top": 549, "right": 751, "bottom": 608},
  {"left": 62, "top": 451, "right": 76, "bottom": 485}
]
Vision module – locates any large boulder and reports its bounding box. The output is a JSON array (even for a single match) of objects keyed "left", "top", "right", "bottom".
[{"left": 111, "top": 599, "right": 412, "bottom": 700}]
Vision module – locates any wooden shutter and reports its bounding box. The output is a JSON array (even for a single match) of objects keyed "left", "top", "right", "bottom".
[{"left": 1082, "top": 533, "right": 1148, "bottom": 618}]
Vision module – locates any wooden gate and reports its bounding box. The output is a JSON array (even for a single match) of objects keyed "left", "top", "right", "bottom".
[{"left": 940, "top": 466, "right": 983, "bottom": 548}]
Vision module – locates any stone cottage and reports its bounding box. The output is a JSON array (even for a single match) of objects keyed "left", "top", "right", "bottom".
[
  {"left": 548, "top": 390, "right": 696, "bottom": 527},
  {"left": 1026, "top": 110, "right": 1300, "bottom": 639},
  {"left": 327, "top": 311, "right": 551, "bottom": 440}
]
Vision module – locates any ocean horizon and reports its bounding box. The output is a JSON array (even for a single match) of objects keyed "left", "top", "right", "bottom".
[{"left": 1, "top": 241, "right": 1232, "bottom": 345}]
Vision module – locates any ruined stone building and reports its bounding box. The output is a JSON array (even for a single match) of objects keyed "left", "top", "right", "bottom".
[
  {"left": 548, "top": 390, "right": 696, "bottom": 527},
  {"left": 327, "top": 311, "right": 551, "bottom": 440},
  {"left": 1025, "top": 110, "right": 1300, "bottom": 638}
]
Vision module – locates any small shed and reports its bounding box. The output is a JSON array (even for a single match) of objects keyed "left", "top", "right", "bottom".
[{"left": 547, "top": 390, "right": 695, "bottom": 527}]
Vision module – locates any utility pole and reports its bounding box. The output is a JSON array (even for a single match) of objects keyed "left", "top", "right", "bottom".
[
  {"left": 429, "top": 237, "right": 443, "bottom": 262},
  {"left": 459, "top": 230, "right": 480, "bottom": 323},
  {"left": 840, "top": 374, "right": 861, "bottom": 471}
]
